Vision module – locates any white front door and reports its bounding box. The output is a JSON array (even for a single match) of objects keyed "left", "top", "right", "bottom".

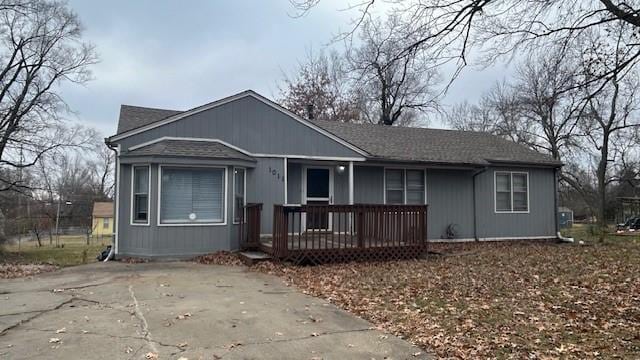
[{"left": 303, "top": 166, "right": 333, "bottom": 231}]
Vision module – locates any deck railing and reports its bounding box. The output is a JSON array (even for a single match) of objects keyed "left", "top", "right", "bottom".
[
  {"left": 239, "top": 203, "right": 262, "bottom": 249},
  {"left": 271, "top": 204, "right": 428, "bottom": 263}
]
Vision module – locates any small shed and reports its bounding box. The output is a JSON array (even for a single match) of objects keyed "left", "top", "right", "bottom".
[
  {"left": 558, "top": 207, "right": 574, "bottom": 228},
  {"left": 92, "top": 201, "right": 114, "bottom": 237},
  {"left": 617, "top": 196, "right": 640, "bottom": 224}
]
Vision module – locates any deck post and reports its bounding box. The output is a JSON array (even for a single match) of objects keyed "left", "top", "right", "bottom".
[
  {"left": 282, "top": 206, "right": 289, "bottom": 258},
  {"left": 356, "top": 208, "right": 364, "bottom": 248},
  {"left": 348, "top": 161, "right": 354, "bottom": 204},
  {"left": 283, "top": 157, "right": 288, "bottom": 204}
]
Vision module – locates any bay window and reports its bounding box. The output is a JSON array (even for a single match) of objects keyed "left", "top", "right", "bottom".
[{"left": 160, "top": 167, "right": 226, "bottom": 224}]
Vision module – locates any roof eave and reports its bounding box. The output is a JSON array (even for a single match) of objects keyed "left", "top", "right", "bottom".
[{"left": 486, "top": 159, "right": 564, "bottom": 168}]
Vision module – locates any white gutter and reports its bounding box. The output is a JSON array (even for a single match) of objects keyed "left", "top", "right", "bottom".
[
  {"left": 105, "top": 141, "right": 121, "bottom": 258},
  {"left": 557, "top": 231, "right": 575, "bottom": 243}
]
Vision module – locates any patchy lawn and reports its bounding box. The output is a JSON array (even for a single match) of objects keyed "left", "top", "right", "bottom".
[
  {"left": 1, "top": 235, "right": 109, "bottom": 278},
  {"left": 254, "top": 237, "right": 640, "bottom": 358}
]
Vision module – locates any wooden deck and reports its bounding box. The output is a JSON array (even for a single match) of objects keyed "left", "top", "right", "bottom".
[
  {"left": 260, "top": 234, "right": 413, "bottom": 249},
  {"left": 240, "top": 204, "right": 428, "bottom": 264}
]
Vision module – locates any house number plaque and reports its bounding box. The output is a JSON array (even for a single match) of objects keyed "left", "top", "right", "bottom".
[{"left": 268, "top": 166, "right": 284, "bottom": 182}]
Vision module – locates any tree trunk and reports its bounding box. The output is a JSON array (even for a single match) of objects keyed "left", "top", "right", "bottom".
[
  {"left": 596, "top": 134, "right": 609, "bottom": 242},
  {"left": 33, "top": 225, "right": 42, "bottom": 247}
]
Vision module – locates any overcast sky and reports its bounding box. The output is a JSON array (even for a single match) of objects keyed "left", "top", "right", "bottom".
[{"left": 62, "top": 0, "right": 513, "bottom": 136}]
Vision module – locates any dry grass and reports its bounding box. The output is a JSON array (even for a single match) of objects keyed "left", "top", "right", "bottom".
[
  {"left": 1, "top": 235, "right": 109, "bottom": 278},
  {"left": 254, "top": 234, "right": 640, "bottom": 358}
]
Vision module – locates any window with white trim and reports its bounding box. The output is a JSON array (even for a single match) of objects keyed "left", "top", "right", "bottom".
[
  {"left": 406, "top": 170, "right": 425, "bottom": 204},
  {"left": 385, "top": 169, "right": 404, "bottom": 204},
  {"left": 160, "top": 167, "right": 225, "bottom": 224},
  {"left": 103, "top": 217, "right": 110, "bottom": 229},
  {"left": 233, "top": 168, "right": 246, "bottom": 223},
  {"left": 495, "top": 172, "right": 529, "bottom": 212},
  {"left": 385, "top": 169, "right": 425, "bottom": 205},
  {"left": 132, "top": 166, "right": 149, "bottom": 223}
]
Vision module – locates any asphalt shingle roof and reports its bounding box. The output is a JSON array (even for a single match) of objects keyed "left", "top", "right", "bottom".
[
  {"left": 92, "top": 202, "right": 113, "bottom": 218},
  {"left": 117, "top": 105, "right": 183, "bottom": 134},
  {"left": 114, "top": 92, "right": 560, "bottom": 167},
  {"left": 311, "top": 120, "right": 562, "bottom": 167},
  {"left": 125, "top": 140, "right": 255, "bottom": 162}
]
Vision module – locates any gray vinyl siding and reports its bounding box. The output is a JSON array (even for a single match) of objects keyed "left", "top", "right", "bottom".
[
  {"left": 426, "top": 169, "right": 476, "bottom": 240},
  {"left": 354, "top": 166, "right": 384, "bottom": 203},
  {"left": 475, "top": 167, "right": 556, "bottom": 238},
  {"left": 117, "top": 96, "right": 363, "bottom": 158},
  {"left": 249, "top": 158, "right": 285, "bottom": 235},
  {"left": 344, "top": 165, "right": 555, "bottom": 240},
  {"left": 117, "top": 161, "right": 557, "bottom": 256}
]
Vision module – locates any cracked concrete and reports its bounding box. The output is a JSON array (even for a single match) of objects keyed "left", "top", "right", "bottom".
[{"left": 0, "top": 262, "right": 432, "bottom": 359}]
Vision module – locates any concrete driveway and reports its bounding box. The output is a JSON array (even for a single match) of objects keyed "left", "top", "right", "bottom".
[{"left": 0, "top": 262, "right": 430, "bottom": 359}]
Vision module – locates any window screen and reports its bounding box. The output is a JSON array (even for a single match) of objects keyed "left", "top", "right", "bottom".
[
  {"left": 495, "top": 173, "right": 512, "bottom": 212},
  {"left": 495, "top": 172, "right": 528, "bottom": 212},
  {"left": 160, "top": 168, "right": 225, "bottom": 224},
  {"left": 133, "top": 166, "right": 149, "bottom": 223},
  {"left": 406, "top": 170, "right": 425, "bottom": 204},
  {"left": 385, "top": 169, "right": 405, "bottom": 204},
  {"left": 512, "top": 173, "right": 528, "bottom": 212}
]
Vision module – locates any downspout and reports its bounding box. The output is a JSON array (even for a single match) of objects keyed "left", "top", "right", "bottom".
[
  {"left": 104, "top": 139, "right": 120, "bottom": 260},
  {"left": 554, "top": 167, "right": 574, "bottom": 243},
  {"left": 472, "top": 167, "right": 488, "bottom": 241}
]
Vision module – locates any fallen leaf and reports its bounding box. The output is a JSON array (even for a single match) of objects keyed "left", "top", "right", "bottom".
[
  {"left": 145, "top": 352, "right": 158, "bottom": 359},
  {"left": 176, "top": 312, "right": 192, "bottom": 320}
]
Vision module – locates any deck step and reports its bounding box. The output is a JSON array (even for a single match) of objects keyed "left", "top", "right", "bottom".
[{"left": 238, "top": 251, "right": 272, "bottom": 266}]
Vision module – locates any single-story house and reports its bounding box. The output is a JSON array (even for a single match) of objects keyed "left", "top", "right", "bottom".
[
  {"left": 92, "top": 201, "right": 114, "bottom": 237},
  {"left": 105, "top": 90, "right": 563, "bottom": 258}
]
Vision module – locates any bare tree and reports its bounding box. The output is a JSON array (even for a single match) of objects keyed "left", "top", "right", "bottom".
[
  {"left": 579, "top": 61, "right": 640, "bottom": 237},
  {"left": 346, "top": 16, "right": 440, "bottom": 126},
  {"left": 512, "top": 48, "right": 583, "bottom": 161},
  {"left": 0, "top": 0, "right": 97, "bottom": 192},
  {"left": 292, "top": 0, "right": 640, "bottom": 93},
  {"left": 446, "top": 81, "right": 535, "bottom": 145},
  {"left": 87, "top": 142, "right": 115, "bottom": 199},
  {"left": 279, "top": 50, "right": 360, "bottom": 122}
]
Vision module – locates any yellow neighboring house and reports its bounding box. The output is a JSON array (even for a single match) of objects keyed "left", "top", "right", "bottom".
[{"left": 92, "top": 201, "right": 114, "bottom": 237}]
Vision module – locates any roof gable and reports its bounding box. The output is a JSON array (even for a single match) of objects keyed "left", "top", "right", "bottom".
[{"left": 110, "top": 90, "right": 368, "bottom": 157}]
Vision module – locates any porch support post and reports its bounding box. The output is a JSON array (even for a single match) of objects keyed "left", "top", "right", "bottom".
[
  {"left": 348, "top": 161, "right": 354, "bottom": 205},
  {"left": 283, "top": 157, "right": 288, "bottom": 204}
]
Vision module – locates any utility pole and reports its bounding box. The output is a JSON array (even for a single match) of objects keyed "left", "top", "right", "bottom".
[
  {"left": 55, "top": 198, "right": 61, "bottom": 247},
  {"left": 55, "top": 197, "right": 72, "bottom": 247}
]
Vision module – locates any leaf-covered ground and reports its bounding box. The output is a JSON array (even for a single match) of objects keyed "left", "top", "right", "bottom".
[{"left": 253, "top": 239, "right": 640, "bottom": 359}]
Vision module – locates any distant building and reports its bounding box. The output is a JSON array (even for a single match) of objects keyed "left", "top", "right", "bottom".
[
  {"left": 92, "top": 202, "right": 114, "bottom": 237},
  {"left": 558, "top": 207, "right": 574, "bottom": 228}
]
